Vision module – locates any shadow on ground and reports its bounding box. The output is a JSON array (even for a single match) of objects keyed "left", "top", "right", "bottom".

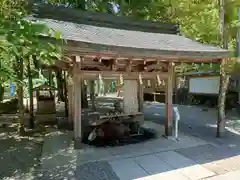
[
  {"left": 85, "top": 97, "right": 240, "bottom": 179},
  {"left": 3, "top": 96, "right": 240, "bottom": 180},
  {"left": 144, "top": 102, "right": 240, "bottom": 146},
  {"left": 0, "top": 123, "right": 43, "bottom": 179}
]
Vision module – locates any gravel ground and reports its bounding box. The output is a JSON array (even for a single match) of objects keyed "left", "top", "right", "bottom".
[
  {"left": 2, "top": 96, "right": 240, "bottom": 180},
  {"left": 0, "top": 122, "right": 44, "bottom": 179},
  {"left": 143, "top": 102, "right": 240, "bottom": 146},
  {"left": 74, "top": 161, "right": 120, "bottom": 180}
]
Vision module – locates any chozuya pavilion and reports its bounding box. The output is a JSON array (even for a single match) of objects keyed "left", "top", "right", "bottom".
[{"left": 31, "top": 3, "right": 230, "bottom": 147}]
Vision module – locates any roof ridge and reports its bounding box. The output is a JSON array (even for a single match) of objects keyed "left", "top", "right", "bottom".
[{"left": 31, "top": 3, "right": 179, "bottom": 34}]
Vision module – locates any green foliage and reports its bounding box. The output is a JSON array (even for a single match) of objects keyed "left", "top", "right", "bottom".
[
  {"left": 45, "top": 0, "right": 239, "bottom": 48},
  {"left": 47, "top": 0, "right": 239, "bottom": 74},
  {"left": 117, "top": 0, "right": 239, "bottom": 72},
  {"left": 0, "top": 0, "right": 63, "bottom": 85}
]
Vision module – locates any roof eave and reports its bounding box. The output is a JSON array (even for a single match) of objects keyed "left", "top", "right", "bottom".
[{"left": 64, "top": 40, "right": 231, "bottom": 62}]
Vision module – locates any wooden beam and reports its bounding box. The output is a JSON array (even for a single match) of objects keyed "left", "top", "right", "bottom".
[
  {"left": 165, "top": 62, "right": 174, "bottom": 137},
  {"left": 78, "top": 70, "right": 168, "bottom": 79},
  {"left": 145, "top": 61, "right": 168, "bottom": 71},
  {"left": 125, "top": 60, "right": 132, "bottom": 72},
  {"left": 82, "top": 58, "right": 109, "bottom": 70},
  {"left": 54, "top": 60, "right": 70, "bottom": 70},
  {"left": 65, "top": 49, "right": 223, "bottom": 63},
  {"left": 111, "top": 59, "right": 117, "bottom": 71}
]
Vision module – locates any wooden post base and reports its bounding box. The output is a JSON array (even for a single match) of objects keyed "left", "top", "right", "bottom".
[{"left": 74, "top": 138, "right": 84, "bottom": 149}]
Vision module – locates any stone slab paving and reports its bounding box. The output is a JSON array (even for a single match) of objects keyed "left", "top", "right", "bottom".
[
  {"left": 109, "top": 158, "right": 149, "bottom": 180},
  {"left": 74, "top": 127, "right": 211, "bottom": 180},
  {"left": 76, "top": 147, "right": 113, "bottom": 165},
  {"left": 35, "top": 121, "right": 213, "bottom": 180},
  {"left": 134, "top": 154, "right": 189, "bottom": 180},
  {"left": 204, "top": 170, "right": 240, "bottom": 180},
  {"left": 76, "top": 129, "right": 209, "bottom": 165},
  {"left": 36, "top": 131, "right": 240, "bottom": 180},
  {"left": 155, "top": 151, "right": 215, "bottom": 180},
  {"left": 176, "top": 144, "right": 240, "bottom": 175},
  {"left": 35, "top": 121, "right": 240, "bottom": 180},
  {"left": 109, "top": 151, "right": 215, "bottom": 180},
  {"left": 134, "top": 172, "right": 190, "bottom": 180}
]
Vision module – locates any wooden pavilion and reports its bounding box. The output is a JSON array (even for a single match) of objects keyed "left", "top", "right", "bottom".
[{"left": 31, "top": 3, "right": 230, "bottom": 147}]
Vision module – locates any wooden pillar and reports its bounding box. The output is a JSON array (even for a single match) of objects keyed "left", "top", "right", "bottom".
[
  {"left": 67, "top": 84, "right": 73, "bottom": 121},
  {"left": 138, "top": 81, "right": 144, "bottom": 112},
  {"left": 81, "top": 81, "right": 88, "bottom": 108},
  {"left": 63, "top": 71, "right": 68, "bottom": 117},
  {"left": 67, "top": 72, "right": 74, "bottom": 123},
  {"left": 89, "top": 80, "right": 96, "bottom": 110},
  {"left": 165, "top": 62, "right": 174, "bottom": 136},
  {"left": 73, "top": 56, "right": 82, "bottom": 148}
]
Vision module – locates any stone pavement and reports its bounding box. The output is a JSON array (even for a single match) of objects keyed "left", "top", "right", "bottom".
[
  {"left": 35, "top": 130, "right": 240, "bottom": 180},
  {"left": 35, "top": 127, "right": 240, "bottom": 180},
  {"left": 205, "top": 170, "right": 240, "bottom": 180},
  {"left": 31, "top": 121, "right": 229, "bottom": 180},
  {"left": 109, "top": 151, "right": 215, "bottom": 180},
  {"left": 33, "top": 102, "right": 240, "bottom": 180}
]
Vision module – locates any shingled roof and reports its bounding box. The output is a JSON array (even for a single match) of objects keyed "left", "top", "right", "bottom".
[
  {"left": 32, "top": 3, "right": 179, "bottom": 34},
  {"left": 31, "top": 3, "right": 231, "bottom": 61}
]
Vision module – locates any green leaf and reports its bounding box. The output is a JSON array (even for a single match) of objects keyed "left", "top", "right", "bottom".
[{"left": 53, "top": 30, "right": 62, "bottom": 40}]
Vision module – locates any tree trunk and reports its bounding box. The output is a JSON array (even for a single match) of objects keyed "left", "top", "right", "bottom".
[
  {"left": 48, "top": 70, "right": 53, "bottom": 86},
  {"left": 217, "top": 0, "right": 229, "bottom": 137},
  {"left": 48, "top": 70, "right": 53, "bottom": 95},
  {"left": 237, "top": 8, "right": 240, "bottom": 102},
  {"left": 56, "top": 69, "right": 65, "bottom": 101},
  {"left": 28, "top": 60, "right": 34, "bottom": 129},
  {"left": 0, "top": 84, "right": 4, "bottom": 102},
  {"left": 217, "top": 59, "right": 230, "bottom": 137},
  {"left": 18, "top": 58, "right": 25, "bottom": 135},
  {"left": 75, "top": 0, "right": 86, "bottom": 10}
]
